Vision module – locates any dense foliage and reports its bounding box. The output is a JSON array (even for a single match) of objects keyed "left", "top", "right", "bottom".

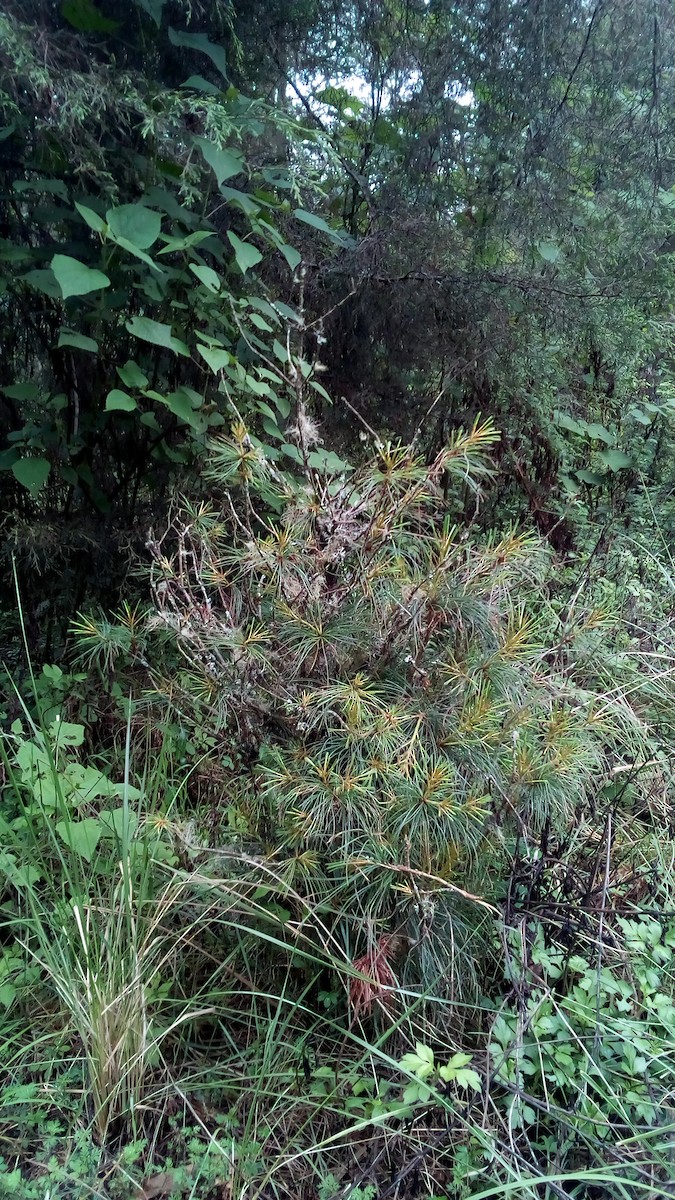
[{"left": 4, "top": 1, "right": 675, "bottom": 1197}]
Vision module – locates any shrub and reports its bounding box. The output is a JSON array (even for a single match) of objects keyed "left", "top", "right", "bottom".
[{"left": 71, "top": 416, "right": 660, "bottom": 1009}]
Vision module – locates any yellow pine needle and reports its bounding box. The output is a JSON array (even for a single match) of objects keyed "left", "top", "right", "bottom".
[
  {"left": 490, "top": 529, "right": 534, "bottom": 564},
  {"left": 513, "top": 745, "right": 540, "bottom": 783},
  {"left": 499, "top": 610, "right": 538, "bottom": 658},
  {"left": 578, "top": 606, "right": 611, "bottom": 632},
  {"left": 114, "top": 600, "right": 144, "bottom": 632},
  {"left": 458, "top": 690, "right": 495, "bottom": 733},
  {"left": 544, "top": 708, "right": 573, "bottom": 745},
  {"left": 432, "top": 527, "right": 460, "bottom": 569},
  {"left": 72, "top": 613, "right": 101, "bottom": 639},
  {"left": 445, "top": 416, "right": 499, "bottom": 459},
  {"left": 398, "top": 713, "right": 424, "bottom": 776}
]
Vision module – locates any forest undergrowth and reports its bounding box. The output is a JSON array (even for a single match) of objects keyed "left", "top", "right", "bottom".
[
  {"left": 4, "top": 425, "right": 675, "bottom": 1200},
  {"left": 5, "top": 0, "right": 675, "bottom": 1196}
]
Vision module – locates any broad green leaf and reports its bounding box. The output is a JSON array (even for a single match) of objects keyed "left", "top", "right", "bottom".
[
  {"left": 99, "top": 806, "right": 140, "bottom": 838},
  {"left": 294, "top": 208, "right": 342, "bottom": 239},
  {"left": 50, "top": 719, "right": 85, "bottom": 745},
  {"left": 559, "top": 472, "right": 579, "bottom": 494},
  {"left": 112, "top": 235, "right": 157, "bottom": 269},
  {"left": 310, "top": 380, "right": 332, "bottom": 402},
  {"left": 536, "top": 240, "right": 562, "bottom": 263},
  {"left": 158, "top": 230, "right": 212, "bottom": 255},
  {"left": 57, "top": 329, "right": 98, "bottom": 353},
  {"left": 135, "top": 0, "right": 165, "bottom": 25},
  {"left": 280, "top": 242, "right": 302, "bottom": 270},
  {"left": 274, "top": 393, "right": 291, "bottom": 419},
  {"left": 189, "top": 262, "right": 221, "bottom": 292},
  {"left": 106, "top": 204, "right": 161, "bottom": 249},
  {"left": 248, "top": 312, "right": 274, "bottom": 331},
  {"left": 247, "top": 297, "right": 281, "bottom": 325},
  {"left": 0, "top": 242, "right": 30, "bottom": 264},
  {"left": 182, "top": 75, "right": 221, "bottom": 95},
  {"left": 0, "top": 982, "right": 16, "bottom": 1009},
  {"left": 196, "top": 139, "right": 244, "bottom": 186},
  {"left": 14, "top": 178, "right": 69, "bottom": 199},
  {"left": 174, "top": 384, "right": 202, "bottom": 407},
  {"left": 399, "top": 1044, "right": 435, "bottom": 1080},
  {"left": 225, "top": 232, "right": 260, "bottom": 274},
  {"left": 585, "top": 422, "right": 614, "bottom": 444},
  {"left": 221, "top": 186, "right": 260, "bottom": 215},
  {"left": 575, "top": 469, "right": 604, "bottom": 485},
  {"left": 372, "top": 115, "right": 402, "bottom": 148},
  {"left": 2, "top": 382, "right": 39, "bottom": 400},
  {"left": 12, "top": 457, "right": 50, "bottom": 495},
  {"left": 126, "top": 315, "right": 189, "bottom": 357},
  {"left": 105, "top": 389, "right": 137, "bottom": 413},
  {"left": 168, "top": 28, "right": 228, "bottom": 81},
  {"left": 307, "top": 449, "right": 352, "bottom": 473},
  {"left": 74, "top": 202, "right": 107, "bottom": 233},
  {"left": 272, "top": 300, "right": 302, "bottom": 324},
  {"left": 262, "top": 166, "right": 294, "bottom": 189},
  {"left": 243, "top": 373, "right": 271, "bottom": 397},
  {"left": 318, "top": 85, "right": 365, "bottom": 114},
  {"left": 228, "top": 231, "right": 263, "bottom": 274},
  {"left": 161, "top": 390, "right": 205, "bottom": 428},
  {"left": 22, "top": 269, "right": 62, "bottom": 298},
  {"left": 254, "top": 400, "right": 278, "bottom": 421},
  {"left": 117, "top": 360, "right": 149, "bottom": 389},
  {"left": 261, "top": 416, "right": 284, "bottom": 441},
  {"left": 628, "top": 407, "right": 653, "bottom": 426},
  {"left": 281, "top": 443, "right": 304, "bottom": 464},
  {"left": 52, "top": 255, "right": 110, "bottom": 300},
  {"left": 553, "top": 411, "right": 585, "bottom": 435},
  {"left": 0, "top": 851, "right": 40, "bottom": 889},
  {"left": 198, "top": 345, "right": 230, "bottom": 373},
  {"left": 60, "top": 0, "right": 119, "bottom": 33},
  {"left": 55, "top": 817, "right": 102, "bottom": 862},
  {"left": 599, "top": 449, "right": 633, "bottom": 471},
  {"left": 65, "top": 763, "right": 117, "bottom": 800}
]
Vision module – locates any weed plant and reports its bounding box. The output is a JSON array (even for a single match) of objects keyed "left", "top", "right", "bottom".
[{"left": 3, "top": 427, "right": 675, "bottom": 1197}]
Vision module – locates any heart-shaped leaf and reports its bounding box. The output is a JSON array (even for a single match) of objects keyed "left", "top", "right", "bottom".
[
  {"left": 12, "top": 457, "right": 50, "bottom": 495},
  {"left": 196, "top": 139, "right": 244, "bottom": 186},
  {"left": 106, "top": 204, "right": 162, "bottom": 249},
  {"left": 52, "top": 254, "right": 110, "bottom": 300},
  {"left": 189, "top": 263, "right": 221, "bottom": 292},
  {"left": 227, "top": 231, "right": 263, "bottom": 274},
  {"left": 126, "top": 315, "right": 189, "bottom": 357},
  {"left": 105, "top": 389, "right": 137, "bottom": 412},
  {"left": 58, "top": 329, "right": 98, "bottom": 353},
  {"left": 117, "top": 360, "right": 149, "bottom": 389},
  {"left": 599, "top": 449, "right": 633, "bottom": 471},
  {"left": 169, "top": 28, "right": 228, "bottom": 81},
  {"left": 198, "top": 345, "right": 230, "bottom": 373},
  {"left": 55, "top": 817, "right": 102, "bottom": 862}
]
